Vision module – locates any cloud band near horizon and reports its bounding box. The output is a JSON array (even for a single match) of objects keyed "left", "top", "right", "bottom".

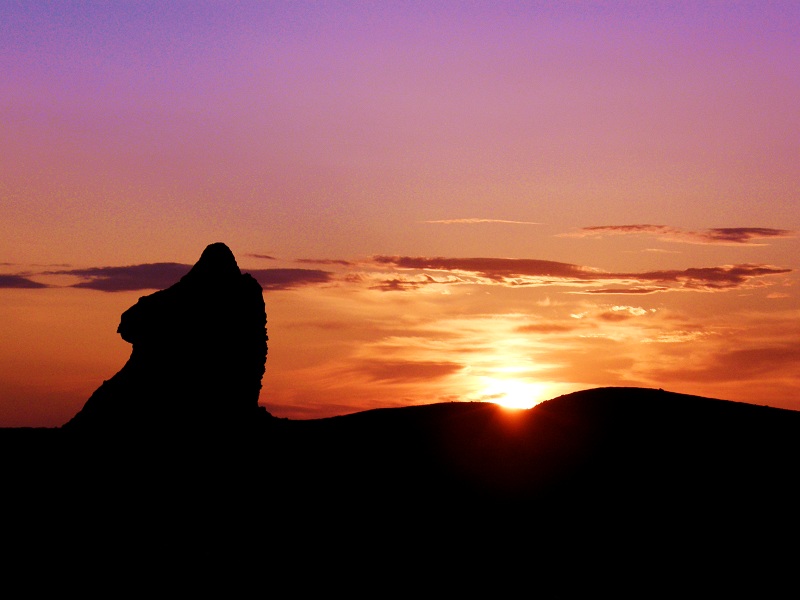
[{"left": 3, "top": 254, "right": 791, "bottom": 296}]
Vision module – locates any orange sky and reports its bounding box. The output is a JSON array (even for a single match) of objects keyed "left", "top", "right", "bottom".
[{"left": 2, "top": 2, "right": 798, "bottom": 427}]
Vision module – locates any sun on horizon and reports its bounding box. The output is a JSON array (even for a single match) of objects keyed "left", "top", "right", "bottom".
[{"left": 473, "top": 376, "right": 550, "bottom": 410}]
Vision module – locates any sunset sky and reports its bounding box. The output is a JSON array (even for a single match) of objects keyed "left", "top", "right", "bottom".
[{"left": 2, "top": 1, "right": 798, "bottom": 427}]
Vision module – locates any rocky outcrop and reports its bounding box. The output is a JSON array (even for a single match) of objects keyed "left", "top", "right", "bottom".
[{"left": 63, "top": 243, "right": 269, "bottom": 434}]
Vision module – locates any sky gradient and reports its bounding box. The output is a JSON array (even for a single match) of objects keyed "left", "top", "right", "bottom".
[{"left": 2, "top": 1, "right": 798, "bottom": 427}]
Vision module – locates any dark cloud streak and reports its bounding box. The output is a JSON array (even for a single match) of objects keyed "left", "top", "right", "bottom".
[
  {"left": 0, "top": 274, "right": 49, "bottom": 289},
  {"left": 702, "top": 228, "right": 795, "bottom": 243},
  {"left": 66, "top": 263, "right": 191, "bottom": 292},
  {"left": 45, "top": 264, "right": 333, "bottom": 292},
  {"left": 372, "top": 256, "right": 790, "bottom": 293},
  {"left": 566, "top": 224, "right": 795, "bottom": 245},
  {"left": 626, "top": 265, "right": 792, "bottom": 290},
  {"left": 373, "top": 256, "right": 592, "bottom": 281}
]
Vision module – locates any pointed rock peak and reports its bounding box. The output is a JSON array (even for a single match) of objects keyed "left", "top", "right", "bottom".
[
  {"left": 184, "top": 242, "right": 241, "bottom": 282},
  {"left": 63, "top": 240, "right": 269, "bottom": 434}
]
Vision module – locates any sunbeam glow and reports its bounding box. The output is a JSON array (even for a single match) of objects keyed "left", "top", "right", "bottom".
[{"left": 476, "top": 377, "right": 546, "bottom": 410}]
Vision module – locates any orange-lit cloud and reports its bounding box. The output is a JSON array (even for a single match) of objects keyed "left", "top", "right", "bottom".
[
  {"left": 563, "top": 225, "right": 795, "bottom": 245},
  {"left": 664, "top": 343, "right": 800, "bottom": 382},
  {"left": 598, "top": 306, "right": 654, "bottom": 321}
]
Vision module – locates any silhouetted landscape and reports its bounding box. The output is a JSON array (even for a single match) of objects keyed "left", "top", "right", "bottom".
[{"left": 4, "top": 244, "right": 799, "bottom": 581}]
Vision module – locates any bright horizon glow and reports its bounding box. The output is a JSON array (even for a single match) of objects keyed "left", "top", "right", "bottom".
[{"left": 473, "top": 376, "right": 548, "bottom": 410}]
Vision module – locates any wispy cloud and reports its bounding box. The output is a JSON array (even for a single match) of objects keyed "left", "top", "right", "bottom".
[
  {"left": 351, "top": 359, "right": 464, "bottom": 383},
  {"left": 373, "top": 256, "right": 594, "bottom": 282},
  {"left": 422, "top": 218, "right": 541, "bottom": 225},
  {"left": 515, "top": 323, "right": 579, "bottom": 334},
  {"left": 369, "top": 278, "right": 431, "bottom": 292},
  {"left": 563, "top": 224, "right": 795, "bottom": 245},
  {"left": 248, "top": 268, "right": 333, "bottom": 290},
  {"left": 246, "top": 253, "right": 278, "bottom": 260},
  {"left": 296, "top": 258, "right": 355, "bottom": 266},
  {"left": 565, "top": 224, "right": 675, "bottom": 238},
  {"left": 598, "top": 306, "right": 653, "bottom": 321},
  {"left": 582, "top": 287, "right": 669, "bottom": 295},
  {"left": 0, "top": 274, "right": 49, "bottom": 289}
]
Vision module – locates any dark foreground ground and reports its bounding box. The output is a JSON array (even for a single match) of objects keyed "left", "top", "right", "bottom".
[{"left": 3, "top": 386, "right": 799, "bottom": 588}]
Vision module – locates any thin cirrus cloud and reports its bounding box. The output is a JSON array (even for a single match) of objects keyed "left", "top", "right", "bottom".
[
  {"left": 350, "top": 359, "right": 464, "bottom": 383},
  {"left": 245, "top": 253, "right": 278, "bottom": 261},
  {"left": 515, "top": 323, "right": 580, "bottom": 334},
  {"left": 369, "top": 256, "right": 791, "bottom": 294},
  {"left": 45, "top": 263, "right": 333, "bottom": 292},
  {"left": 247, "top": 268, "right": 333, "bottom": 291},
  {"left": 295, "top": 258, "right": 357, "bottom": 266},
  {"left": 583, "top": 287, "right": 670, "bottom": 295},
  {"left": 422, "top": 218, "right": 541, "bottom": 225},
  {"left": 563, "top": 225, "right": 796, "bottom": 245}
]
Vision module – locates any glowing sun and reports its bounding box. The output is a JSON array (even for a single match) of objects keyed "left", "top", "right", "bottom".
[{"left": 479, "top": 377, "right": 545, "bottom": 410}]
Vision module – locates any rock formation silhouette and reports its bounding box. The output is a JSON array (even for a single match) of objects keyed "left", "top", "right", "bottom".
[{"left": 62, "top": 242, "right": 268, "bottom": 434}]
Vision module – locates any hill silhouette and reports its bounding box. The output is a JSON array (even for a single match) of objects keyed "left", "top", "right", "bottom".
[
  {"left": 3, "top": 243, "right": 798, "bottom": 584},
  {"left": 4, "top": 387, "right": 799, "bottom": 584}
]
